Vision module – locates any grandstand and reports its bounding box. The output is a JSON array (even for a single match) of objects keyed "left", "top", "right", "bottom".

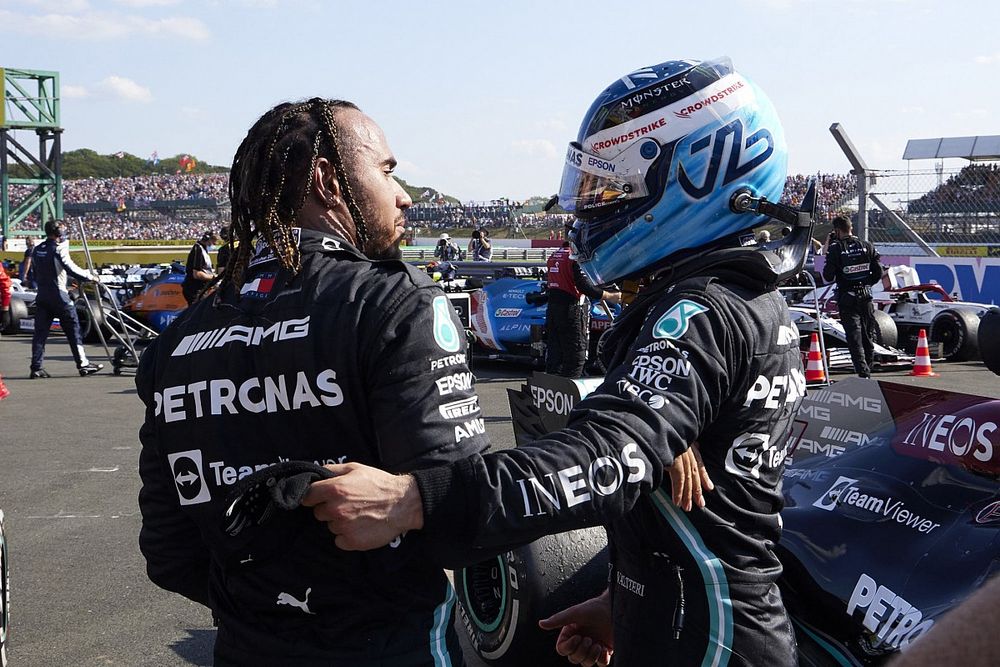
[
  {"left": 5, "top": 171, "right": 860, "bottom": 242},
  {"left": 863, "top": 135, "right": 1000, "bottom": 248}
]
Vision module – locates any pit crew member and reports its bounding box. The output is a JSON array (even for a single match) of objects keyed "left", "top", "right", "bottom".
[
  {"left": 545, "top": 240, "right": 621, "bottom": 378},
  {"left": 822, "top": 215, "right": 883, "bottom": 378},
  {"left": 29, "top": 220, "right": 103, "bottom": 378}
]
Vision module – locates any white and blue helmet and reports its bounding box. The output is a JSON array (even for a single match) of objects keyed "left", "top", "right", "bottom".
[{"left": 558, "top": 58, "right": 787, "bottom": 286}]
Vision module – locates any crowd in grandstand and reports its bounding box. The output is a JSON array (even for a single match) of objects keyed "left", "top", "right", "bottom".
[
  {"left": 782, "top": 172, "right": 856, "bottom": 210},
  {"left": 910, "top": 163, "right": 1000, "bottom": 209},
  {"left": 6, "top": 171, "right": 861, "bottom": 241},
  {"left": 62, "top": 173, "right": 229, "bottom": 206}
]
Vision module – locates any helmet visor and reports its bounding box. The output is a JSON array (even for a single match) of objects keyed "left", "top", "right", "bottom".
[{"left": 557, "top": 142, "right": 649, "bottom": 217}]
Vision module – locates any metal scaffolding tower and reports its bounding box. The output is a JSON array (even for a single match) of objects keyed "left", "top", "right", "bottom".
[{"left": 1, "top": 68, "right": 62, "bottom": 240}]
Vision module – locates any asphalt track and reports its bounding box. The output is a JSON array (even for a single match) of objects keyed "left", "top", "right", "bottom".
[{"left": 0, "top": 334, "right": 997, "bottom": 666}]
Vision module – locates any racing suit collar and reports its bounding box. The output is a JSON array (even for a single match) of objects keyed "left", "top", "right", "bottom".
[
  {"left": 599, "top": 247, "right": 775, "bottom": 370},
  {"left": 296, "top": 228, "right": 366, "bottom": 260}
]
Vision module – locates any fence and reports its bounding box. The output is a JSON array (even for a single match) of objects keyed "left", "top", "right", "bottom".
[{"left": 850, "top": 163, "right": 1000, "bottom": 252}]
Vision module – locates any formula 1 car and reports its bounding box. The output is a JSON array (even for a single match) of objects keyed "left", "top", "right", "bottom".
[
  {"left": 423, "top": 261, "right": 620, "bottom": 368},
  {"left": 469, "top": 277, "right": 618, "bottom": 367},
  {"left": 1, "top": 265, "right": 186, "bottom": 343},
  {"left": 455, "top": 374, "right": 1000, "bottom": 666},
  {"left": 872, "top": 265, "right": 991, "bottom": 362},
  {"left": 796, "top": 265, "right": 992, "bottom": 362},
  {"left": 786, "top": 305, "right": 912, "bottom": 373}
]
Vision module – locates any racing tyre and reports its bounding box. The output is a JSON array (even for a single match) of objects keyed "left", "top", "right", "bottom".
[
  {"left": 455, "top": 528, "right": 608, "bottom": 667},
  {"left": 3, "top": 298, "right": 27, "bottom": 335},
  {"left": 979, "top": 308, "right": 1000, "bottom": 375},
  {"left": 930, "top": 308, "right": 980, "bottom": 362},
  {"left": 871, "top": 309, "right": 898, "bottom": 349},
  {"left": 75, "top": 298, "right": 109, "bottom": 344}
]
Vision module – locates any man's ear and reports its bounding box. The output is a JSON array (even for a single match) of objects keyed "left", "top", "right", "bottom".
[{"left": 314, "top": 157, "right": 342, "bottom": 207}]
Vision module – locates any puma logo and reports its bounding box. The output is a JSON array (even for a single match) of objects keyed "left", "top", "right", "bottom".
[{"left": 276, "top": 588, "right": 315, "bottom": 615}]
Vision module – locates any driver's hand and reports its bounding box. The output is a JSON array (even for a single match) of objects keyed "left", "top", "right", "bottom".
[
  {"left": 668, "top": 443, "right": 714, "bottom": 511},
  {"left": 538, "top": 589, "right": 614, "bottom": 667}
]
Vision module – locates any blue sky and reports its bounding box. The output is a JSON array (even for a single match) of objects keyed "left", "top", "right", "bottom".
[{"left": 2, "top": 0, "right": 998, "bottom": 201}]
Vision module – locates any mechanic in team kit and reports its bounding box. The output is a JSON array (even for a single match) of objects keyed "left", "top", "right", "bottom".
[
  {"left": 823, "top": 215, "right": 883, "bottom": 378},
  {"left": 136, "top": 99, "right": 491, "bottom": 666},
  {"left": 29, "top": 220, "right": 103, "bottom": 378},
  {"left": 545, "top": 240, "right": 621, "bottom": 378},
  {"left": 305, "top": 58, "right": 808, "bottom": 667}
]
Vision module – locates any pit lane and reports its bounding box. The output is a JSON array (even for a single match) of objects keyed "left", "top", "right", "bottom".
[{"left": 0, "top": 335, "right": 995, "bottom": 666}]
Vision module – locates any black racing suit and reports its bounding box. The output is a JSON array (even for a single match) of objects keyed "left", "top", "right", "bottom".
[
  {"left": 30, "top": 238, "right": 95, "bottom": 372},
  {"left": 415, "top": 254, "right": 804, "bottom": 666},
  {"left": 823, "top": 235, "right": 883, "bottom": 377},
  {"left": 137, "top": 229, "right": 490, "bottom": 666}
]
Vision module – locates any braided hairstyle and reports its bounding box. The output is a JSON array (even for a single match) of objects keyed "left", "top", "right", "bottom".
[{"left": 218, "top": 98, "right": 369, "bottom": 295}]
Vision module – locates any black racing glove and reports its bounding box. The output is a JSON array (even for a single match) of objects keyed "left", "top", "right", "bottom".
[{"left": 221, "top": 461, "right": 335, "bottom": 537}]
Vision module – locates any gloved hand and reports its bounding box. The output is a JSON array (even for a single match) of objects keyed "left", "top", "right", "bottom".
[{"left": 1, "top": 307, "right": 10, "bottom": 331}]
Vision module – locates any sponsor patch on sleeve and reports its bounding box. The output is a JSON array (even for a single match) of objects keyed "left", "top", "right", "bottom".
[
  {"left": 432, "top": 295, "right": 462, "bottom": 352},
  {"left": 651, "top": 299, "right": 709, "bottom": 340}
]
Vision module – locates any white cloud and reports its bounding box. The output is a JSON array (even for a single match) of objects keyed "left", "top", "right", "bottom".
[
  {"left": 899, "top": 106, "right": 924, "bottom": 114},
  {"left": 974, "top": 52, "right": 1000, "bottom": 65},
  {"left": 535, "top": 116, "right": 569, "bottom": 133},
  {"left": 952, "top": 108, "right": 988, "bottom": 120},
  {"left": 0, "top": 8, "right": 209, "bottom": 40},
  {"left": 20, "top": 0, "right": 91, "bottom": 11},
  {"left": 738, "top": 0, "right": 802, "bottom": 10},
  {"left": 511, "top": 139, "right": 558, "bottom": 159},
  {"left": 113, "top": 0, "right": 182, "bottom": 6},
  {"left": 62, "top": 84, "right": 90, "bottom": 99},
  {"left": 100, "top": 75, "right": 153, "bottom": 103}
]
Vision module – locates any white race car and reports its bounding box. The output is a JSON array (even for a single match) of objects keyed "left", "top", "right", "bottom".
[
  {"left": 872, "top": 266, "right": 990, "bottom": 362},
  {"left": 793, "top": 265, "right": 991, "bottom": 362}
]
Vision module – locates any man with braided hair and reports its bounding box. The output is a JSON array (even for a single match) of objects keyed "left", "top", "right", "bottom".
[{"left": 137, "top": 98, "right": 487, "bottom": 665}]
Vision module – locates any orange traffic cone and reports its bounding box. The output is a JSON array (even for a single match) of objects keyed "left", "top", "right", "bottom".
[
  {"left": 909, "top": 328, "right": 939, "bottom": 377},
  {"left": 805, "top": 333, "right": 827, "bottom": 384},
  {"left": 0, "top": 374, "right": 9, "bottom": 401}
]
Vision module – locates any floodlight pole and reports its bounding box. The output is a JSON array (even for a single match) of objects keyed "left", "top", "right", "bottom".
[{"left": 829, "top": 123, "right": 870, "bottom": 241}]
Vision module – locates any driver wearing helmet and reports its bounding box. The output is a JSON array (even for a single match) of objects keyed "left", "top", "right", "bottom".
[{"left": 304, "top": 58, "right": 807, "bottom": 667}]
